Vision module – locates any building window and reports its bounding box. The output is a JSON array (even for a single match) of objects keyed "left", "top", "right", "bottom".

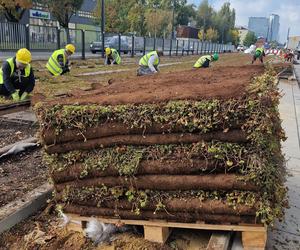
[{"left": 76, "top": 10, "right": 96, "bottom": 19}]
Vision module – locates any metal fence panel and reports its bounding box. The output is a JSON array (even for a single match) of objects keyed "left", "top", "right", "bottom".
[
  {"left": 164, "top": 38, "right": 171, "bottom": 51},
  {"left": 60, "top": 28, "right": 82, "bottom": 51},
  {"left": 134, "top": 36, "right": 144, "bottom": 54},
  {"left": 145, "top": 37, "right": 155, "bottom": 52},
  {"left": 0, "top": 22, "right": 26, "bottom": 50},
  {"left": 0, "top": 21, "right": 235, "bottom": 58},
  {"left": 155, "top": 38, "right": 163, "bottom": 51},
  {"left": 84, "top": 29, "right": 101, "bottom": 51},
  {"left": 29, "top": 25, "right": 57, "bottom": 50}
]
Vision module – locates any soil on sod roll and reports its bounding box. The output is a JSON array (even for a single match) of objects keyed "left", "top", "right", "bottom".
[
  {"left": 57, "top": 196, "right": 258, "bottom": 216},
  {"left": 0, "top": 149, "right": 48, "bottom": 207},
  {"left": 63, "top": 204, "right": 256, "bottom": 224},
  {"left": 41, "top": 122, "right": 242, "bottom": 145},
  {"left": 0, "top": 121, "right": 37, "bottom": 148},
  {"left": 51, "top": 159, "right": 229, "bottom": 183},
  {"left": 55, "top": 174, "right": 258, "bottom": 192},
  {"left": 33, "top": 65, "right": 264, "bottom": 106},
  {"left": 45, "top": 130, "right": 247, "bottom": 154}
]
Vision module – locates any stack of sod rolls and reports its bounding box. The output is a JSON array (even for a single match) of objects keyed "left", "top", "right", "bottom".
[{"left": 35, "top": 65, "right": 287, "bottom": 226}]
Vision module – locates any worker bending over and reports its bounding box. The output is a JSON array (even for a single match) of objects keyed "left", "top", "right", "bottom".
[
  {"left": 193, "top": 53, "right": 219, "bottom": 68},
  {"left": 0, "top": 48, "right": 34, "bottom": 101},
  {"left": 46, "top": 44, "right": 75, "bottom": 76},
  {"left": 105, "top": 48, "right": 121, "bottom": 65},
  {"left": 252, "top": 48, "right": 265, "bottom": 64},
  {"left": 137, "top": 51, "right": 163, "bottom": 76}
]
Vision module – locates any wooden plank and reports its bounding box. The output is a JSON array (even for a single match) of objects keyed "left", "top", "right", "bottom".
[
  {"left": 144, "top": 225, "right": 170, "bottom": 244},
  {"left": 206, "top": 232, "right": 231, "bottom": 250},
  {"left": 242, "top": 230, "right": 267, "bottom": 250},
  {"left": 0, "top": 183, "right": 53, "bottom": 234},
  {"left": 65, "top": 213, "right": 266, "bottom": 232}
]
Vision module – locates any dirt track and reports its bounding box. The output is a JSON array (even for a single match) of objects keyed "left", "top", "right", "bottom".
[{"left": 35, "top": 65, "right": 264, "bottom": 106}]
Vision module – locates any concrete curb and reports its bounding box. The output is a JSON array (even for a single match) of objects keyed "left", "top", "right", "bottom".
[{"left": 0, "top": 183, "right": 53, "bottom": 234}]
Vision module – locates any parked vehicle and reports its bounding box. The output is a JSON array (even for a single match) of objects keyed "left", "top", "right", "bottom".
[
  {"left": 237, "top": 45, "right": 245, "bottom": 52},
  {"left": 90, "top": 36, "right": 131, "bottom": 54}
]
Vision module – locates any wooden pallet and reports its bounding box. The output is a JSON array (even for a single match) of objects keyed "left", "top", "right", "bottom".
[{"left": 65, "top": 213, "right": 267, "bottom": 250}]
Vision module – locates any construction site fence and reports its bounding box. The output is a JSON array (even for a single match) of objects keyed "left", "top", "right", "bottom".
[{"left": 0, "top": 22, "right": 235, "bottom": 59}]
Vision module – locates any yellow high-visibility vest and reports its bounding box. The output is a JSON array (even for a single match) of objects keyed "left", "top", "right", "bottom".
[
  {"left": 110, "top": 48, "right": 121, "bottom": 64},
  {"left": 46, "top": 49, "right": 66, "bottom": 76},
  {"left": 139, "top": 51, "right": 159, "bottom": 66},
  {"left": 193, "top": 55, "right": 211, "bottom": 68},
  {"left": 0, "top": 57, "right": 31, "bottom": 84}
]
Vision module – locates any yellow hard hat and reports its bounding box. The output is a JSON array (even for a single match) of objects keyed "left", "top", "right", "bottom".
[
  {"left": 105, "top": 47, "right": 111, "bottom": 55},
  {"left": 16, "top": 48, "right": 31, "bottom": 64},
  {"left": 65, "top": 44, "right": 75, "bottom": 54}
]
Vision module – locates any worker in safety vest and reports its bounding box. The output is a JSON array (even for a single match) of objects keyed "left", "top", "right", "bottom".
[
  {"left": 137, "top": 51, "right": 163, "bottom": 76},
  {"left": 46, "top": 44, "right": 75, "bottom": 76},
  {"left": 105, "top": 48, "right": 121, "bottom": 65},
  {"left": 0, "top": 48, "right": 35, "bottom": 101},
  {"left": 252, "top": 48, "right": 265, "bottom": 64},
  {"left": 193, "top": 53, "right": 219, "bottom": 68}
]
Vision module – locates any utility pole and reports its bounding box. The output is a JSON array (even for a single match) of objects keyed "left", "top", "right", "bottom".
[
  {"left": 171, "top": 0, "right": 175, "bottom": 39},
  {"left": 202, "top": 17, "right": 206, "bottom": 41},
  {"left": 101, "top": 0, "right": 105, "bottom": 58},
  {"left": 286, "top": 27, "right": 290, "bottom": 48},
  {"left": 202, "top": 0, "right": 209, "bottom": 41}
]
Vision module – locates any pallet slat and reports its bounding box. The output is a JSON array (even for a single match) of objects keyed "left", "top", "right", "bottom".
[
  {"left": 65, "top": 213, "right": 266, "bottom": 232},
  {"left": 65, "top": 213, "right": 267, "bottom": 249}
]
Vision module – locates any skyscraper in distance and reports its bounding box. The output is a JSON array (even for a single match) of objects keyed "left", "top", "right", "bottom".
[
  {"left": 248, "top": 17, "right": 269, "bottom": 39},
  {"left": 268, "top": 14, "right": 280, "bottom": 42}
]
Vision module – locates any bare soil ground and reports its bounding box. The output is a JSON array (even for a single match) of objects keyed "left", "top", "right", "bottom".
[
  {"left": 35, "top": 64, "right": 264, "bottom": 106},
  {"left": 31, "top": 53, "right": 255, "bottom": 104},
  {"left": 0, "top": 121, "right": 36, "bottom": 148},
  {"left": 0, "top": 149, "right": 48, "bottom": 207},
  {"left": 1, "top": 53, "right": 282, "bottom": 106}
]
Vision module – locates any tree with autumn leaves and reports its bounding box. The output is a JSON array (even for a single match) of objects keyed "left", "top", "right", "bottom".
[
  {"left": 41, "top": 0, "right": 84, "bottom": 43},
  {"left": 0, "top": 0, "right": 83, "bottom": 43},
  {"left": 0, "top": 0, "right": 32, "bottom": 22},
  {"left": 93, "top": 0, "right": 239, "bottom": 44},
  {"left": 1, "top": 0, "right": 240, "bottom": 45}
]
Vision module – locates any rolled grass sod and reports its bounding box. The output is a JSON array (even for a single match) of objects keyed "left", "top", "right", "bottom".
[{"left": 36, "top": 64, "right": 287, "bottom": 226}]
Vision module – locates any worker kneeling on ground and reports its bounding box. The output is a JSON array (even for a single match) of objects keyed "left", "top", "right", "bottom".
[
  {"left": 105, "top": 47, "right": 121, "bottom": 65},
  {"left": 137, "top": 51, "right": 163, "bottom": 76},
  {"left": 46, "top": 44, "right": 75, "bottom": 76},
  {"left": 252, "top": 48, "right": 265, "bottom": 64},
  {"left": 193, "top": 53, "right": 219, "bottom": 68},
  {"left": 0, "top": 48, "right": 34, "bottom": 101}
]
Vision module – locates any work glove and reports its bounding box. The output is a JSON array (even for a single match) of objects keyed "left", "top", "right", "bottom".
[
  {"left": 20, "top": 92, "right": 29, "bottom": 101},
  {"left": 11, "top": 90, "right": 20, "bottom": 101}
]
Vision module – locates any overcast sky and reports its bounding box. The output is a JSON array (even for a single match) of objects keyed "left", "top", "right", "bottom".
[{"left": 187, "top": 0, "right": 300, "bottom": 43}]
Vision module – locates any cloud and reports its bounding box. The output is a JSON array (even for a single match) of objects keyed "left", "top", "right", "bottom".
[{"left": 187, "top": 0, "right": 300, "bottom": 43}]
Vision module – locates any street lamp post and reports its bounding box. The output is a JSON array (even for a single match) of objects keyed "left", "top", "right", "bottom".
[
  {"left": 171, "top": 0, "right": 175, "bottom": 39},
  {"left": 101, "top": 0, "right": 105, "bottom": 58}
]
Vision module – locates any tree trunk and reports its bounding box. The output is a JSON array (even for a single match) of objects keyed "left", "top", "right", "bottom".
[{"left": 65, "top": 27, "right": 71, "bottom": 44}]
